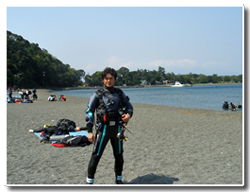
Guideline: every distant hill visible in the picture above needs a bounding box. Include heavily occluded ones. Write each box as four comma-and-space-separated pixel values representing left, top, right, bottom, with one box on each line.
7, 30, 85, 88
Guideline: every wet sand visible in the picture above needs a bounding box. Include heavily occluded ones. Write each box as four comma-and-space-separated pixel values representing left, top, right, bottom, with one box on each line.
6, 89, 243, 185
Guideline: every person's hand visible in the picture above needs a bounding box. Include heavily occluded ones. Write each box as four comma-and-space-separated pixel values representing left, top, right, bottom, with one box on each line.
88, 132, 95, 143
122, 114, 131, 123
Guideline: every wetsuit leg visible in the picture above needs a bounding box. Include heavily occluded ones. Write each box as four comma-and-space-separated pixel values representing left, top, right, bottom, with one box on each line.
110, 125, 124, 176
87, 126, 109, 178
33, 127, 45, 132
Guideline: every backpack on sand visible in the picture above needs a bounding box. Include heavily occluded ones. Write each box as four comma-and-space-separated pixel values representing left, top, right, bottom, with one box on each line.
56, 118, 76, 132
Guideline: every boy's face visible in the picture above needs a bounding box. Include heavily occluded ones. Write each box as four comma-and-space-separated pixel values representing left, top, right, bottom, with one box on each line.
102, 73, 115, 87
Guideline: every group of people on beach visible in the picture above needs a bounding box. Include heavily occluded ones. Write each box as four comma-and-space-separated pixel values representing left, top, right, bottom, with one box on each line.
19, 88, 37, 100
48, 95, 66, 101
7, 87, 37, 103
222, 101, 242, 111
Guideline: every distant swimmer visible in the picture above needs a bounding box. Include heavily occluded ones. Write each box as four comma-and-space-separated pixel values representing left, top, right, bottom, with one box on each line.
222, 101, 229, 109
230, 102, 237, 111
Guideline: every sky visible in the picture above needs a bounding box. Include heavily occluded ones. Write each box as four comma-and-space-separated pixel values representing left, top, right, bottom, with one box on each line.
5, 4, 244, 77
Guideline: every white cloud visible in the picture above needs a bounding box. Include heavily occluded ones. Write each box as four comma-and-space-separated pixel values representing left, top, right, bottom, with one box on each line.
148, 59, 197, 68
105, 56, 121, 65
105, 56, 134, 70
202, 61, 226, 68
84, 63, 103, 75
84, 56, 135, 75
85, 63, 96, 72
102, 58, 199, 73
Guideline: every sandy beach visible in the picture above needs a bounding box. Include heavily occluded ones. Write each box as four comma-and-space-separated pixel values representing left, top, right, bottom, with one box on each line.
6, 89, 243, 185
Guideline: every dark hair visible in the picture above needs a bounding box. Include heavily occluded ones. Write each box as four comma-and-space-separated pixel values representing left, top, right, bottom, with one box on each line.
101, 67, 117, 80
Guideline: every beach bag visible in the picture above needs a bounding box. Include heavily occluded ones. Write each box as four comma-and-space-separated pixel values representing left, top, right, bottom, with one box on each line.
52, 135, 91, 147
56, 118, 76, 132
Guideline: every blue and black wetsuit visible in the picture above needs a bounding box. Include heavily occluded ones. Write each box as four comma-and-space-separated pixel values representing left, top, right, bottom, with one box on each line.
86, 86, 133, 180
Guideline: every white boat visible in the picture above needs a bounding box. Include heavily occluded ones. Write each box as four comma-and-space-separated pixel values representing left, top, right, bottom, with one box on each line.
171, 81, 186, 87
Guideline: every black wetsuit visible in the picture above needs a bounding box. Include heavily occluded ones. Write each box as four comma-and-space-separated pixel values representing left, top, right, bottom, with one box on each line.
86, 86, 133, 179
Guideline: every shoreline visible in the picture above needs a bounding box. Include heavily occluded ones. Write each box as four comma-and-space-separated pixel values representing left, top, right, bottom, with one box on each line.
44, 83, 242, 91
7, 89, 243, 185
34, 87, 243, 113
10, 88, 244, 113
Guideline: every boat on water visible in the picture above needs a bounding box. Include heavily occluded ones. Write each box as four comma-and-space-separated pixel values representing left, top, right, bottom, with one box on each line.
171, 81, 186, 87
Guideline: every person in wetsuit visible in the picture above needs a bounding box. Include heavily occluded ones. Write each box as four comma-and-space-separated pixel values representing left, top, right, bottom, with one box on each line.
85, 67, 133, 184
230, 102, 236, 111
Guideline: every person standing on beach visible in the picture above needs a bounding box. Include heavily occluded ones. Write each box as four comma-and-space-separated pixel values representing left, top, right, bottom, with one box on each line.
85, 67, 133, 184
19, 89, 24, 100
32, 88, 37, 101
8, 87, 12, 101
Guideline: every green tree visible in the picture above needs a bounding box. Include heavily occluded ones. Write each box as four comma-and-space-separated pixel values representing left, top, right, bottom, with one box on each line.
84, 74, 92, 86
183, 74, 192, 84
91, 71, 102, 86
198, 74, 208, 83
7, 30, 85, 88
211, 74, 218, 83
117, 67, 129, 85
117, 67, 129, 78
237, 75, 242, 83
158, 66, 166, 78
224, 76, 231, 82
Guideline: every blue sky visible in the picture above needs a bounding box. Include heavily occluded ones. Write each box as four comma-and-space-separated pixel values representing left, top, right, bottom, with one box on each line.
7, 6, 243, 76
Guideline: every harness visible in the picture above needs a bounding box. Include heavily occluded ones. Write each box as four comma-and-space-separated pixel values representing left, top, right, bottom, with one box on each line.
95, 87, 126, 125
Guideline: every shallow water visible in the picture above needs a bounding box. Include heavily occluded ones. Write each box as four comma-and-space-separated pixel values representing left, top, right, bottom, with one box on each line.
52, 84, 243, 111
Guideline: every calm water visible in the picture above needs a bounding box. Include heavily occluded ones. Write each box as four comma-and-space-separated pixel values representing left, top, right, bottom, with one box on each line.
52, 84, 243, 111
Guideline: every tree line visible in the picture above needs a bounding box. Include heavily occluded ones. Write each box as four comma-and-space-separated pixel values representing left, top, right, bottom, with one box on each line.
7, 30, 242, 89
7, 31, 85, 88
84, 66, 242, 87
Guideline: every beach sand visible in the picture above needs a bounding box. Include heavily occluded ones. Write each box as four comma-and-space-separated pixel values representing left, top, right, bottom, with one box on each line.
6, 89, 243, 185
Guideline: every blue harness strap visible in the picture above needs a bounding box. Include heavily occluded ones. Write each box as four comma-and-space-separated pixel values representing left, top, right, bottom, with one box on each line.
118, 125, 121, 154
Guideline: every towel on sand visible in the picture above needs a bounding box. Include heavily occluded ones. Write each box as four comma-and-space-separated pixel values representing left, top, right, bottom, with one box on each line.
34, 131, 88, 143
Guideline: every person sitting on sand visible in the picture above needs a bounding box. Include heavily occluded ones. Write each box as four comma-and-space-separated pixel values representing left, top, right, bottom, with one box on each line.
59, 95, 66, 101
48, 95, 56, 101
61, 95, 66, 101
85, 67, 133, 185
